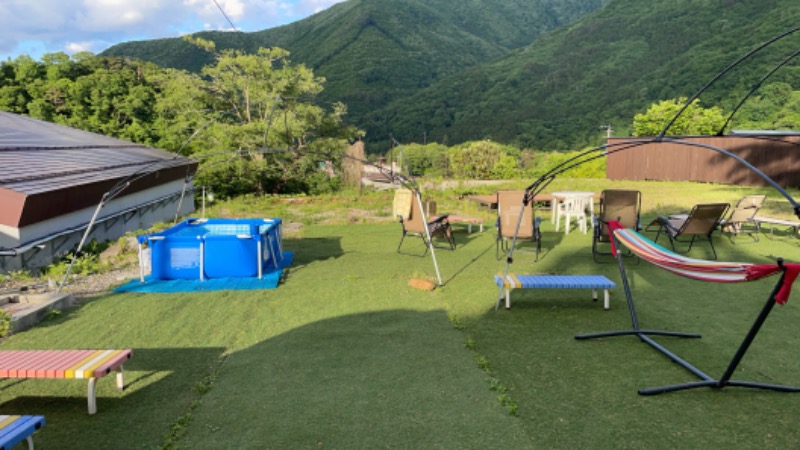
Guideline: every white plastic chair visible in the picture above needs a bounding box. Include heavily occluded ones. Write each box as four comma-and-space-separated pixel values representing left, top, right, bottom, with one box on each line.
558, 196, 589, 234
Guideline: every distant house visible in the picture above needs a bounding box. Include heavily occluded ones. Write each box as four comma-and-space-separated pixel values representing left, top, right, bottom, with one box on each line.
0, 111, 198, 273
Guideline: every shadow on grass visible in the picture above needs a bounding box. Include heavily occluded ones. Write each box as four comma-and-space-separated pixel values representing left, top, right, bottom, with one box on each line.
477, 234, 800, 446
0, 347, 226, 448
175, 309, 527, 448
283, 236, 344, 267
444, 240, 495, 286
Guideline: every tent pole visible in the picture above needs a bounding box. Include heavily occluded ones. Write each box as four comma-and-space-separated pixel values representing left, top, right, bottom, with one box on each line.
414, 190, 443, 286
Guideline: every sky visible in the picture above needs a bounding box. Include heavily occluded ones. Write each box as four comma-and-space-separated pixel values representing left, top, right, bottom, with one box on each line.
0, 0, 346, 61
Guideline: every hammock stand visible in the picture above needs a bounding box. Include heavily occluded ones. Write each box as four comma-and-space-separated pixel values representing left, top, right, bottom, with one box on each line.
576, 220, 800, 395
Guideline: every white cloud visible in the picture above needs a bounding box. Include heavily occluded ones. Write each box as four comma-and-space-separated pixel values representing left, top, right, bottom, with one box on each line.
65, 41, 96, 54
0, 0, 346, 59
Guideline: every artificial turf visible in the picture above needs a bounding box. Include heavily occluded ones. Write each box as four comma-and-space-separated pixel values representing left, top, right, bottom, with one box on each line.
3, 214, 800, 448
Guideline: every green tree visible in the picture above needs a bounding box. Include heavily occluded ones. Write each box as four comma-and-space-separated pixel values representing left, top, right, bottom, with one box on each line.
388, 142, 448, 176
447, 140, 508, 180
183, 39, 362, 196
632, 98, 726, 136
0, 48, 360, 197
733, 82, 800, 131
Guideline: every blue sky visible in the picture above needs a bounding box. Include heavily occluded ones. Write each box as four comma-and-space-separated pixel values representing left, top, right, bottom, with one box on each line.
0, 0, 346, 61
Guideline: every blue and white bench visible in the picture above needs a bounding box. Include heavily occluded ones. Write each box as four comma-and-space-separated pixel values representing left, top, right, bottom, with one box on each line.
0, 415, 45, 450
494, 274, 615, 310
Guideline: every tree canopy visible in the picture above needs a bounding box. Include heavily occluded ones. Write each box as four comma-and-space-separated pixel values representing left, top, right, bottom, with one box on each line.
632, 98, 726, 136
0, 48, 362, 197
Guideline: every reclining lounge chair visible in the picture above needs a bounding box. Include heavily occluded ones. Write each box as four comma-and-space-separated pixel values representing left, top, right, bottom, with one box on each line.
495, 190, 541, 260
593, 189, 642, 262
647, 203, 729, 259
719, 194, 766, 241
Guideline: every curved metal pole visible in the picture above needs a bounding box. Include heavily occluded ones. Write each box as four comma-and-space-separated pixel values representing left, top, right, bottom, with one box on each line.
660, 138, 800, 214
658, 26, 800, 140
173, 175, 192, 224
56, 193, 110, 294
717, 48, 800, 135
498, 135, 800, 303
413, 190, 443, 286
55, 157, 179, 294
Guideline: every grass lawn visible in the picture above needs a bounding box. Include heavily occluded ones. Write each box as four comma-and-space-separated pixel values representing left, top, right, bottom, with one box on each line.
3, 180, 800, 448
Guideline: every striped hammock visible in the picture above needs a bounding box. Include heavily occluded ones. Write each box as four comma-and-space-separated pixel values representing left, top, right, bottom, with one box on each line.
606, 220, 800, 304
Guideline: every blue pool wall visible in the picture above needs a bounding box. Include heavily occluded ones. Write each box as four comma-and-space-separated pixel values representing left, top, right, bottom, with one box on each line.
138, 218, 283, 280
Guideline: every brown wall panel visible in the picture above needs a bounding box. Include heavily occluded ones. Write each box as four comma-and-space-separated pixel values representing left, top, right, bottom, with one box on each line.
11, 164, 196, 227
0, 189, 26, 227
606, 136, 800, 188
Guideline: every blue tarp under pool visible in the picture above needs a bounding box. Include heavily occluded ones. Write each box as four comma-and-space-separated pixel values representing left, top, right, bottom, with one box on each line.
114, 252, 293, 293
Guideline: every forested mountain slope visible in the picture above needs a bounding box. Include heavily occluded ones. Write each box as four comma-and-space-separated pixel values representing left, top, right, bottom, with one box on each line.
101, 0, 607, 143
375, 0, 800, 150
102, 0, 800, 152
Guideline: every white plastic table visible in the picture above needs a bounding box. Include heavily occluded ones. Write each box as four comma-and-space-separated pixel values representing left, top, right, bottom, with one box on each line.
552, 191, 595, 234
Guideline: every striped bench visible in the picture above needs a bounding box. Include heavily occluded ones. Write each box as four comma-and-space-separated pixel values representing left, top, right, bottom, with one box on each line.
0, 415, 44, 450
447, 216, 484, 233
752, 216, 800, 237
494, 274, 615, 310
0, 349, 133, 415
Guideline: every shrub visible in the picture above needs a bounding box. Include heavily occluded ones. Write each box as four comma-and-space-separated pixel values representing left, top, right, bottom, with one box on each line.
0, 310, 11, 338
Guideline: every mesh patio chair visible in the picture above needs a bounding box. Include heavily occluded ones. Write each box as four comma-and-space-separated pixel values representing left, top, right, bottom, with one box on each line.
496, 190, 542, 260
647, 202, 730, 259
592, 189, 642, 262
718, 194, 766, 241
397, 189, 455, 254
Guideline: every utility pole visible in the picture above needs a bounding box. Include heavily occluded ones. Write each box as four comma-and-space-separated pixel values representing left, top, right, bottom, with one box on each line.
599, 124, 612, 139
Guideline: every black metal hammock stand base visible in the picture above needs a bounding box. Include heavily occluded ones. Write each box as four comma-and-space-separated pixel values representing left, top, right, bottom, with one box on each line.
575, 232, 800, 396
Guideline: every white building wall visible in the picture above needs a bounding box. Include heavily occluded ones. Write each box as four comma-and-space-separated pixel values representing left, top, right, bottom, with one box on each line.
0, 179, 195, 273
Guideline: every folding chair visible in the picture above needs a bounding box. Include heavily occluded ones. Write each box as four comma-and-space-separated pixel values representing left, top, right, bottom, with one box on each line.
647, 203, 729, 259
397, 189, 455, 254
719, 194, 766, 241
496, 191, 541, 260
592, 189, 641, 262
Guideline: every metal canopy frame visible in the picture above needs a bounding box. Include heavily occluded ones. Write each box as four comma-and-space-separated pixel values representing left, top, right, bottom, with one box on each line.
497, 27, 800, 395
499, 26, 800, 302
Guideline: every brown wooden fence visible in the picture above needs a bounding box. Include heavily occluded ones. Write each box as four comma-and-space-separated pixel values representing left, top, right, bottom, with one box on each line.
606, 134, 800, 188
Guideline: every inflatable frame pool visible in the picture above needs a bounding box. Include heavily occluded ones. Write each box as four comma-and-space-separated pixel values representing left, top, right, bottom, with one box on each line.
137, 218, 283, 281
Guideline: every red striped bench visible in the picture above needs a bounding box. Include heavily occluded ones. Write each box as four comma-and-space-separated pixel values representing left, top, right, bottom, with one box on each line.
0, 349, 133, 415
0, 415, 44, 450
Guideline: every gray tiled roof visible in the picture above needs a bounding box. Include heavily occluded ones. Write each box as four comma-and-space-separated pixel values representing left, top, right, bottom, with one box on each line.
0, 111, 194, 195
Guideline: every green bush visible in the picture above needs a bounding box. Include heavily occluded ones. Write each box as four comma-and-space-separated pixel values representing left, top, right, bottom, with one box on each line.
0, 310, 11, 338
524, 149, 606, 179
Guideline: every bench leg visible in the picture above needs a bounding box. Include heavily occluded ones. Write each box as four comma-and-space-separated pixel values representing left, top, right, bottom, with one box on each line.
604, 289, 610, 310
88, 377, 97, 415
116, 365, 125, 391
592, 288, 598, 302
505, 288, 511, 310
26, 435, 34, 450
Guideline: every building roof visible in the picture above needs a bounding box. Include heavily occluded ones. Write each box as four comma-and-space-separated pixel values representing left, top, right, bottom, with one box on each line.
0, 111, 197, 228
730, 130, 800, 136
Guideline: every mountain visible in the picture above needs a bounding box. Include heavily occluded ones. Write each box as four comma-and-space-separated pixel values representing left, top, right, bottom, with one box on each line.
374, 0, 800, 150
100, 0, 608, 146
101, 0, 800, 152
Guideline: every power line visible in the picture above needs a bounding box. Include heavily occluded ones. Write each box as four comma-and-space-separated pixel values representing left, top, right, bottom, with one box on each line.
212, 0, 240, 32
211, 0, 249, 49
